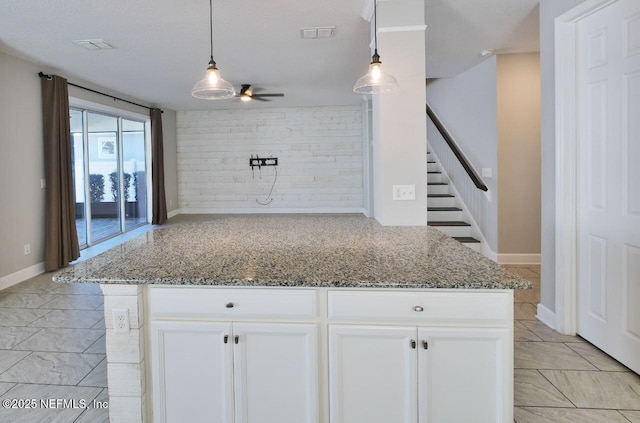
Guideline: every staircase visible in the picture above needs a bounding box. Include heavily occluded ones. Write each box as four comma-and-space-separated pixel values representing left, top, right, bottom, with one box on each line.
426, 150, 481, 252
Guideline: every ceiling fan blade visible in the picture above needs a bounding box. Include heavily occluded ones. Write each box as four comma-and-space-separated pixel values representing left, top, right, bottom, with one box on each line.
253, 93, 284, 97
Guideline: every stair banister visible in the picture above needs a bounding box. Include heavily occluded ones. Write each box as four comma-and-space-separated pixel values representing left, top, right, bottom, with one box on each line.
426, 104, 489, 192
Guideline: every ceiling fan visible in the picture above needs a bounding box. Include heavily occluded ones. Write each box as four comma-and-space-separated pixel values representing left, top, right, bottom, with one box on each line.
236, 84, 284, 102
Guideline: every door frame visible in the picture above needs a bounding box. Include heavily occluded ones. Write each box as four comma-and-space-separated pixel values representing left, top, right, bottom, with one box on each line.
554, 0, 619, 335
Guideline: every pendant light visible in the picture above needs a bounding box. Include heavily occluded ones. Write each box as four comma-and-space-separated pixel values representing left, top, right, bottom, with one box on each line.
191, 0, 235, 100
353, 0, 399, 94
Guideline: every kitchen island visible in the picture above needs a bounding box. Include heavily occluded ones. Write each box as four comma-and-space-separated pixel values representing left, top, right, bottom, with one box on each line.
54, 215, 531, 423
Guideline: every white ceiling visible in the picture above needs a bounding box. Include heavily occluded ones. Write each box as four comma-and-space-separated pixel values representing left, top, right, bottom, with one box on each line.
0, 0, 539, 111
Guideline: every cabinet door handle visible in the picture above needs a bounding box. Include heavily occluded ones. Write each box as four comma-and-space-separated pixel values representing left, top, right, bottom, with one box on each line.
422, 340, 428, 350
224, 335, 229, 344
234, 335, 239, 344
413, 305, 424, 312
226, 302, 235, 308
411, 339, 417, 349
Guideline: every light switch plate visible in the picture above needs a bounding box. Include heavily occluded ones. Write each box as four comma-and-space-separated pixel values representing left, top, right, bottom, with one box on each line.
393, 185, 416, 201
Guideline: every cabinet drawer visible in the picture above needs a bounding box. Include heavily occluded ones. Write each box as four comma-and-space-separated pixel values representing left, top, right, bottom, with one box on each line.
327, 290, 511, 325
149, 287, 317, 320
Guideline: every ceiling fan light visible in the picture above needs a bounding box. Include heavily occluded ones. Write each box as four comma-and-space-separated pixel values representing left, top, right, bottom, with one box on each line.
353, 59, 399, 94
240, 94, 252, 102
192, 61, 235, 100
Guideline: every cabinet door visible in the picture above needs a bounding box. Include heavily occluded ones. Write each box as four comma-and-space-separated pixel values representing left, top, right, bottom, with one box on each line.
232, 323, 318, 423
418, 327, 511, 423
329, 325, 418, 423
150, 321, 234, 423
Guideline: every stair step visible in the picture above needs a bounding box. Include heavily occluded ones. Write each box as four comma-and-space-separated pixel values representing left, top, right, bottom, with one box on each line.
427, 221, 471, 227
428, 207, 462, 211
428, 194, 454, 198
453, 237, 480, 243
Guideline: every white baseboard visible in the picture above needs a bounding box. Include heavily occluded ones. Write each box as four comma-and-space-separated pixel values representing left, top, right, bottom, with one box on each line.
179, 207, 368, 215
497, 254, 541, 265
167, 209, 181, 219
536, 303, 556, 330
0, 262, 46, 291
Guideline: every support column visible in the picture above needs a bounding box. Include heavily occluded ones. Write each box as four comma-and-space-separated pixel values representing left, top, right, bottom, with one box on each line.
372, 0, 427, 225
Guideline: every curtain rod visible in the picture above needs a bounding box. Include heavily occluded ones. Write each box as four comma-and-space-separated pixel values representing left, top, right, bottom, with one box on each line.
38, 72, 163, 113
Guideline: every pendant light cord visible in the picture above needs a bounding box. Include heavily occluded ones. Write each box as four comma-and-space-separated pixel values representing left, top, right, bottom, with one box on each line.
373, 0, 377, 52
209, 0, 214, 60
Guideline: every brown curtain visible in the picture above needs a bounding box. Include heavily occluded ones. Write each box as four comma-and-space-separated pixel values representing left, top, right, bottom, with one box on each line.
151, 108, 167, 224
41, 75, 80, 271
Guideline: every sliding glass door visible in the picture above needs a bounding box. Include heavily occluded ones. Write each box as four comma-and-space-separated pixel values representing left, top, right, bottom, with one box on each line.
70, 107, 149, 247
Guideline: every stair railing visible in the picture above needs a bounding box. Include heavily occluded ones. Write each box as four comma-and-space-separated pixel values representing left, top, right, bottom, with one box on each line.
426, 103, 488, 192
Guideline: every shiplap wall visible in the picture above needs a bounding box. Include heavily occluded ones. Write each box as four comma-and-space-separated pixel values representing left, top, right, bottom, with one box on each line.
176, 106, 364, 213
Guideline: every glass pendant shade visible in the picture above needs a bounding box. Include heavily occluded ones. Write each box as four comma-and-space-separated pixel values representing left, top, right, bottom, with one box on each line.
192, 59, 235, 100
353, 59, 399, 94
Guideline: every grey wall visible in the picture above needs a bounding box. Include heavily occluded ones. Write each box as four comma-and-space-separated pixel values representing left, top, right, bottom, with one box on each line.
0, 51, 177, 280
426, 57, 499, 251
497, 53, 541, 254
539, 0, 587, 312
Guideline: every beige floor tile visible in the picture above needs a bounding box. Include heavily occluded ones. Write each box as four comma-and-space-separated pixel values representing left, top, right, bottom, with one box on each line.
40, 294, 104, 310
566, 342, 630, 372
0, 308, 51, 327
84, 334, 106, 355
78, 358, 107, 388
14, 328, 104, 353
503, 266, 540, 278
515, 322, 543, 342
0, 382, 15, 396
0, 350, 30, 373
514, 407, 629, 423
28, 309, 104, 329
520, 321, 586, 343
0, 383, 101, 423
74, 388, 109, 423
50, 283, 103, 295
514, 288, 540, 303
0, 327, 41, 349
514, 369, 573, 407
620, 410, 640, 422
0, 352, 104, 385
515, 342, 598, 370
91, 318, 105, 330
0, 293, 59, 309
540, 370, 640, 410
514, 303, 537, 320
3, 273, 59, 294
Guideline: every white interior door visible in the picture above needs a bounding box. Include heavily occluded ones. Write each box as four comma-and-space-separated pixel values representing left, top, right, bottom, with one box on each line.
577, 0, 640, 373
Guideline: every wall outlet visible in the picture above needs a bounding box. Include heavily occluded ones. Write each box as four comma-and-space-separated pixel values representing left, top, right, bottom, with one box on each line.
392, 184, 416, 201
112, 309, 130, 334
23, 244, 31, 255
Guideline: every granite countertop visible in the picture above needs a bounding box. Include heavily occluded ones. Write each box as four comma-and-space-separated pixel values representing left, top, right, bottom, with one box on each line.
53, 215, 532, 290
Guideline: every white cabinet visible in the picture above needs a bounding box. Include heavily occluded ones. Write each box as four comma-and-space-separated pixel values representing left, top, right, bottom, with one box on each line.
149, 287, 319, 423
150, 321, 234, 423
327, 290, 512, 423
329, 325, 509, 423
418, 327, 510, 423
151, 321, 318, 423
329, 325, 417, 423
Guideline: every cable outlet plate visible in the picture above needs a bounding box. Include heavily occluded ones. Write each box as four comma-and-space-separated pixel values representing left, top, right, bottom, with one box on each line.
112, 309, 130, 334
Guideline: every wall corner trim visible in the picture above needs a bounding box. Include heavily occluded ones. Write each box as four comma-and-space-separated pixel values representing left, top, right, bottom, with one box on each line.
0, 262, 46, 291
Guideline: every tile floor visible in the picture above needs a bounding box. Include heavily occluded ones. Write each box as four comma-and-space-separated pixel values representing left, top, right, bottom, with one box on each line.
0, 235, 638, 422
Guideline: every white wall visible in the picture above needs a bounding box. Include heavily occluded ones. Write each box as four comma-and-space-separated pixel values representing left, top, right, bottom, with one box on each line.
426, 57, 499, 251
539, 0, 587, 313
176, 107, 364, 213
0, 51, 177, 282
497, 53, 541, 255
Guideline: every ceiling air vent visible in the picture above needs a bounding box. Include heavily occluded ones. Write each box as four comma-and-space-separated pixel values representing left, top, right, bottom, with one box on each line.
73, 39, 114, 50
